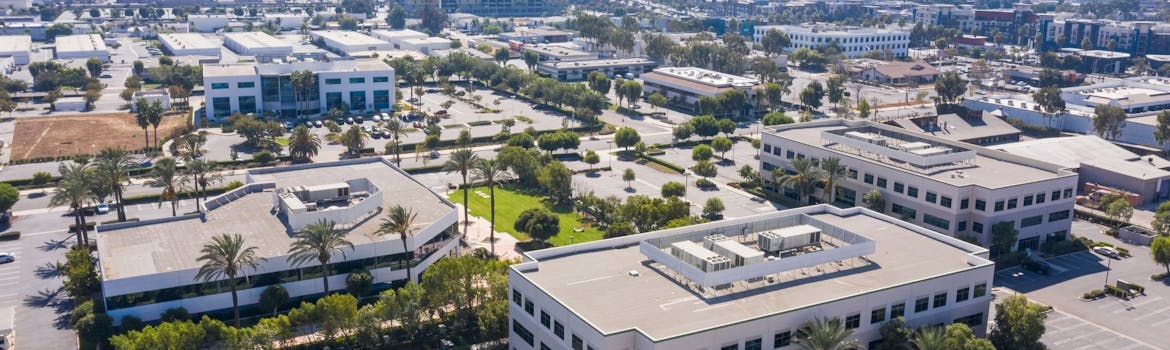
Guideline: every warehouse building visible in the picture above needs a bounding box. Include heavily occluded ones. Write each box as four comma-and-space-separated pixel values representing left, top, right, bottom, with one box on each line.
370, 29, 428, 48
187, 15, 229, 33
224, 32, 293, 56
55, 34, 108, 62
158, 33, 221, 58
994, 135, 1170, 205
509, 205, 994, 350
537, 57, 657, 81
309, 30, 393, 56
203, 59, 395, 120
97, 158, 460, 323
399, 37, 453, 54
0, 34, 31, 64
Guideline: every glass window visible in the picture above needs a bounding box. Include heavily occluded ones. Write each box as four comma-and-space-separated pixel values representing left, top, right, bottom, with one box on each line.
746, 338, 762, 350
554, 321, 564, 338
513, 320, 534, 346
955, 312, 984, 327
871, 307, 886, 324
958, 221, 967, 232
210, 82, 229, 89
572, 335, 583, 350
373, 90, 390, 109
973, 222, 984, 233
774, 331, 792, 348
924, 214, 950, 230
876, 177, 887, 188
212, 97, 231, 118
975, 199, 986, 211
764, 144, 772, 153
349, 77, 366, 84
1036, 193, 1046, 204
926, 192, 937, 203
891, 203, 917, 220
524, 299, 534, 315
864, 174, 874, 184
940, 196, 952, 208
974, 283, 987, 298
956, 287, 970, 303
994, 201, 1005, 212
349, 91, 366, 111
1049, 210, 1070, 222
960, 198, 969, 209
237, 81, 255, 88
238, 96, 256, 115
1024, 195, 1034, 206
894, 182, 904, 193
261, 76, 280, 100
786, 150, 794, 159
845, 314, 860, 329
890, 303, 905, 318
1063, 189, 1073, 198
933, 292, 948, 308
1021, 215, 1043, 228
907, 187, 919, 198
325, 78, 342, 85
1007, 198, 1018, 209
540, 311, 551, 328
373, 76, 390, 83
846, 169, 857, 179
1051, 190, 1061, 200
325, 92, 343, 111
721, 345, 739, 350
915, 297, 929, 312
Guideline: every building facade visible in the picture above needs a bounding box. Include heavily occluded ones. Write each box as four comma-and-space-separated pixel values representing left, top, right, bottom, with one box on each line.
753, 23, 911, 59
203, 59, 395, 120
640, 66, 760, 116
0, 34, 30, 65
537, 57, 657, 81
55, 34, 108, 62
158, 33, 221, 58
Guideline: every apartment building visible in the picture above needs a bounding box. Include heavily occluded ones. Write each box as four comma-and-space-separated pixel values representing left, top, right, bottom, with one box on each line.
761, 120, 1078, 251
97, 158, 460, 323
509, 205, 994, 350
203, 59, 395, 120
1037, 13, 1165, 55
753, 23, 911, 59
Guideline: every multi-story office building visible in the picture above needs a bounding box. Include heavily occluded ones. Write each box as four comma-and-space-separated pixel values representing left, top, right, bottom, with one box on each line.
761, 120, 1077, 251
640, 66, 760, 115
537, 57, 657, 81
97, 158, 460, 323
509, 205, 995, 350
753, 23, 911, 59
203, 59, 395, 120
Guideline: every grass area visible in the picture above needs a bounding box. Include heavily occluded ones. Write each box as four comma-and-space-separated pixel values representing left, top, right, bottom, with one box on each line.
449, 186, 603, 247
143, 83, 162, 89
274, 137, 290, 146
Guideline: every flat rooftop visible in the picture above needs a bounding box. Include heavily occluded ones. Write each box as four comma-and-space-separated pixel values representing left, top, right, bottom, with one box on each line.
203, 64, 258, 77
158, 33, 220, 50
516, 207, 990, 341
994, 135, 1170, 170
311, 30, 389, 46
96, 159, 453, 281
224, 32, 291, 50
770, 120, 1072, 188
539, 57, 655, 69
371, 29, 427, 40
525, 44, 594, 58
0, 35, 31, 53
762, 23, 910, 36
649, 66, 759, 88
55, 34, 107, 53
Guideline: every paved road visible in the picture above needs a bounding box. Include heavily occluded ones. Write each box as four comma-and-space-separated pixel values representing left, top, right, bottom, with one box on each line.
0, 228, 78, 350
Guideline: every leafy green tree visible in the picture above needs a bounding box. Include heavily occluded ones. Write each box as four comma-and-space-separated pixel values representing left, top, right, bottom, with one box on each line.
494, 48, 510, 65
377, 281, 426, 340
673, 122, 695, 142
873, 317, 912, 350
0, 183, 18, 214
934, 72, 968, 105
711, 137, 733, 160
692, 160, 717, 177
1150, 235, 1170, 274
943, 323, 995, 350
473, 159, 511, 255
691, 115, 720, 139
623, 168, 636, 189
703, 197, 725, 218
622, 80, 643, 107
345, 268, 373, 297
990, 295, 1047, 350
763, 111, 794, 125
697, 95, 720, 115
498, 146, 540, 187
648, 92, 667, 109
288, 125, 321, 163
110, 319, 206, 349
522, 50, 539, 71
194, 233, 263, 327
339, 125, 368, 155
761, 29, 791, 56
826, 75, 846, 110
990, 221, 1018, 257
538, 161, 573, 205
718, 89, 747, 117
661, 181, 686, 198
85, 57, 103, 78
692, 144, 714, 161
795, 317, 858, 350
1093, 104, 1127, 140
64, 246, 100, 300
614, 127, 641, 151
800, 81, 824, 110
376, 205, 419, 280
516, 208, 559, 243
717, 118, 736, 136
606, 221, 637, 238
259, 285, 290, 315
582, 150, 600, 171
93, 147, 134, 221
71, 300, 113, 346
287, 220, 354, 294
862, 189, 885, 212
1106, 199, 1134, 224
386, 4, 406, 28
774, 157, 826, 205
1033, 86, 1067, 127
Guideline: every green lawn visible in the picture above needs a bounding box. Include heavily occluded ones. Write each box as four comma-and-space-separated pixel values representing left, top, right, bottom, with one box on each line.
274, 137, 290, 146
449, 186, 603, 247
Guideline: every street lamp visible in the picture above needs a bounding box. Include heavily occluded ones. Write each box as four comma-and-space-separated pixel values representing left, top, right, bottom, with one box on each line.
684, 171, 690, 204
606, 140, 613, 171
1103, 256, 1114, 289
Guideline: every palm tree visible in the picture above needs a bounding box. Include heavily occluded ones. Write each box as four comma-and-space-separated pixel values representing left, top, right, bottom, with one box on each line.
443, 148, 480, 242
50, 163, 92, 246
795, 317, 858, 350
287, 220, 354, 294
821, 157, 846, 206
911, 327, 947, 350
472, 159, 511, 256
774, 157, 827, 206
376, 205, 419, 280
289, 70, 315, 119
194, 233, 263, 327
185, 159, 222, 211
134, 106, 150, 150
288, 125, 321, 162
384, 119, 404, 166
179, 132, 207, 161
145, 157, 186, 216
339, 125, 367, 156
92, 147, 135, 222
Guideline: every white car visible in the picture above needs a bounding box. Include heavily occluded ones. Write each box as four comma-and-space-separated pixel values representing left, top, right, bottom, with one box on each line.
1093, 246, 1120, 259
96, 203, 110, 214
0, 252, 14, 264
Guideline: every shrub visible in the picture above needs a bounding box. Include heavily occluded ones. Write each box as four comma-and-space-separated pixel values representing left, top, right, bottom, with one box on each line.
1105, 284, 1130, 298
1152, 272, 1170, 281
695, 178, 716, 188
1082, 289, 1105, 300
345, 269, 373, 297
224, 180, 245, 190
32, 171, 54, 187
252, 150, 276, 165
159, 307, 190, 322
467, 120, 492, 126
119, 315, 146, 332
0, 231, 19, 241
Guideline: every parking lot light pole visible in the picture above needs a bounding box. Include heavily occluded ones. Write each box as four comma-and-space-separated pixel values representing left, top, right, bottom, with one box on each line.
1104, 256, 1113, 289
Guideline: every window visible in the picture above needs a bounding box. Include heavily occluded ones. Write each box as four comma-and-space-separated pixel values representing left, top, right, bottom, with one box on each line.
891, 203, 917, 219
572, 335, 583, 350
973, 283, 987, 298
915, 297, 929, 312
926, 192, 937, 203
786, 150, 795, 159
238, 96, 256, 115
210, 82, 229, 89
512, 290, 521, 305
513, 320, 534, 346
325, 92, 343, 111
1051, 190, 1061, 200
721, 344, 739, 350
373, 76, 389, 83
540, 311, 551, 328
524, 300, 534, 315
960, 198, 969, 209
894, 182, 905, 193
845, 314, 860, 329
349, 91, 366, 111
763, 144, 772, 153
955, 312, 984, 327
871, 307, 886, 324
975, 199, 986, 211
933, 292, 948, 308
373, 90, 390, 109
1063, 189, 1073, 198
940, 196, 952, 208
349, 77, 366, 84
553, 321, 564, 338
1007, 198, 1018, 209
876, 177, 887, 188
973, 222, 984, 233
924, 214, 950, 230
325, 78, 342, 85
1036, 193, 1046, 204
891, 303, 906, 318
846, 169, 857, 179
1021, 215, 1043, 228
907, 186, 919, 198
1049, 210, 1070, 222
746, 338, 762, 350
864, 174, 874, 184
211, 97, 231, 118
1024, 195, 1034, 206
774, 331, 792, 348
994, 201, 1005, 212
956, 287, 970, 303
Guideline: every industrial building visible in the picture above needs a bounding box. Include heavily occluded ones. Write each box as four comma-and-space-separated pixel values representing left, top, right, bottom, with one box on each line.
0, 34, 30, 64
499, 27, 575, 44
402, 0, 567, 18
309, 30, 393, 56
187, 15, 229, 33
537, 57, 657, 81
203, 59, 395, 120
761, 119, 1077, 251
753, 23, 911, 59
399, 37, 453, 54
370, 29, 429, 48
509, 205, 994, 350
158, 33, 221, 58
641, 67, 760, 116
523, 44, 596, 62
223, 32, 293, 56
995, 135, 1170, 204
54, 34, 108, 62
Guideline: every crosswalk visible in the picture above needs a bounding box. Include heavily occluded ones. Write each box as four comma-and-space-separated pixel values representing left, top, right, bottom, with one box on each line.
0, 240, 22, 308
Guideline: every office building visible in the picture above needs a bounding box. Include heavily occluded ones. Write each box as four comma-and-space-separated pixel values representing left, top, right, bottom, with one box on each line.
761, 119, 1077, 250
537, 57, 657, 81
158, 33, 221, 58
509, 205, 994, 350
753, 23, 911, 59
886, 113, 1021, 146
97, 158, 460, 323
641, 67, 760, 115
203, 59, 395, 120
523, 44, 596, 62
224, 32, 293, 56
55, 34, 108, 62
499, 27, 575, 44
0, 34, 30, 64
309, 30, 394, 56
399, 37, 453, 54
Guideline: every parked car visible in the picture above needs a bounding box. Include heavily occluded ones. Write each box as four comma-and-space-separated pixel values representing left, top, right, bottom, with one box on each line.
1094, 246, 1120, 259
346, 117, 355, 124
96, 203, 110, 214
99, 73, 112, 78
313, 120, 324, 128
372, 114, 382, 122
0, 252, 14, 264
283, 121, 294, 130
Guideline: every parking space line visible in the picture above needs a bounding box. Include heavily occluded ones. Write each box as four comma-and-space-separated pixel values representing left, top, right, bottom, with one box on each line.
1133, 306, 1170, 320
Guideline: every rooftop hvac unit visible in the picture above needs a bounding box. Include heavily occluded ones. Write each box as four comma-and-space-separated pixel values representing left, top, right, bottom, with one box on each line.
702, 234, 730, 249
758, 225, 822, 253
845, 131, 886, 146
896, 141, 932, 152
909, 147, 951, 156
671, 241, 727, 271
712, 239, 765, 267
701, 255, 732, 272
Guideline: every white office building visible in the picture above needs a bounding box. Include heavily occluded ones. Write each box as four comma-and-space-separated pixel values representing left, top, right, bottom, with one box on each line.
98, 158, 460, 323
309, 30, 393, 56
0, 34, 31, 64
158, 33, 221, 58
55, 34, 108, 62
509, 205, 995, 350
753, 23, 911, 58
187, 15, 229, 33
761, 120, 1077, 251
203, 59, 395, 120
537, 57, 657, 81
224, 32, 293, 56
640, 66, 760, 115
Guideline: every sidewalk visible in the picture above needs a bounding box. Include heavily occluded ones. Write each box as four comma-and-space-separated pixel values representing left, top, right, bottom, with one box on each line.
453, 202, 522, 261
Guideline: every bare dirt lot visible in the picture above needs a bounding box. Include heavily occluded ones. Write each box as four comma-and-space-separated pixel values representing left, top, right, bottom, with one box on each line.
11, 112, 187, 161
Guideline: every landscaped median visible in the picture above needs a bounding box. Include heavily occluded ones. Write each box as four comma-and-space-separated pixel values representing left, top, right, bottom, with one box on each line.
448, 186, 602, 247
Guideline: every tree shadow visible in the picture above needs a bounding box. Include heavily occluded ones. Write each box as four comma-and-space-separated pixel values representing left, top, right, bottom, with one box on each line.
37, 236, 73, 252
22, 287, 75, 330
34, 261, 65, 279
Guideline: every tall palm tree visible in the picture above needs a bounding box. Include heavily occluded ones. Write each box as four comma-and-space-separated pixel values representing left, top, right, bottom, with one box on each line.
443, 148, 480, 242
795, 317, 858, 350
134, 106, 150, 150
911, 327, 947, 350
775, 157, 827, 206
288, 125, 321, 162
50, 163, 92, 246
146, 157, 186, 216
179, 132, 207, 161
821, 157, 846, 205
472, 159, 511, 256
376, 205, 418, 281
194, 233, 263, 327
92, 147, 134, 221
339, 125, 368, 156
185, 159, 222, 212
289, 70, 315, 119
384, 119, 404, 166
287, 220, 354, 294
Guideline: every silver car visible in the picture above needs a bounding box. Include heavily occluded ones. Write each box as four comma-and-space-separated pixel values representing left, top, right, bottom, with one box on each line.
0, 252, 14, 264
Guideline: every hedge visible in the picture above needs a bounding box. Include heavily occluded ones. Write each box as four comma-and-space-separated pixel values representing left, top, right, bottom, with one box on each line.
638, 154, 685, 174
1082, 289, 1105, 300
467, 120, 493, 127
0, 231, 18, 241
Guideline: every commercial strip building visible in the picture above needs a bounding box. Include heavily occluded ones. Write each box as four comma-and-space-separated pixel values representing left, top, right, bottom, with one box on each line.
158, 33, 221, 58
994, 135, 1170, 204
0, 34, 30, 65
761, 120, 1077, 251
97, 158, 460, 322
509, 206, 994, 350
752, 23, 911, 59
309, 30, 393, 56
203, 59, 395, 120
224, 32, 293, 56
641, 66, 760, 115
537, 57, 657, 81
54, 34, 108, 62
